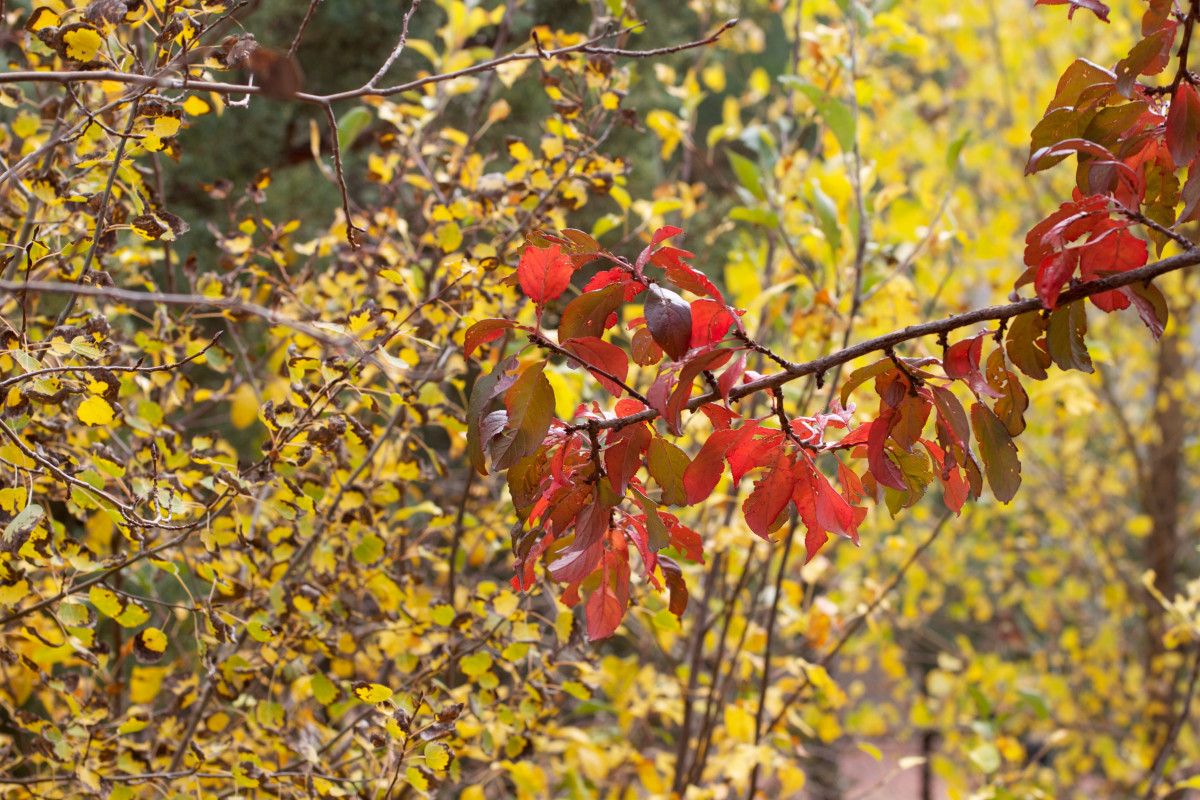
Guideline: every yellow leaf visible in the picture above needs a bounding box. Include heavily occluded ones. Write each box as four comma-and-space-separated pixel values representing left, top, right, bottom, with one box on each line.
129, 667, 167, 704
77, 396, 115, 426
133, 627, 167, 662
424, 742, 450, 772
352, 682, 393, 704
182, 95, 211, 116
63, 27, 103, 62
230, 383, 258, 429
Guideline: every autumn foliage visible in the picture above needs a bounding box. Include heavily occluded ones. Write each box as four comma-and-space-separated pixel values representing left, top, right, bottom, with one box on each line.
3, 0, 1200, 798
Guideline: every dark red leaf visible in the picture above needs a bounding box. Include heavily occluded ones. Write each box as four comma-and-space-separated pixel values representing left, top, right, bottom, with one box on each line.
559, 284, 624, 341
605, 424, 651, 495
1167, 83, 1200, 168
867, 411, 907, 490
659, 555, 688, 616
464, 319, 515, 357
645, 284, 693, 360
1121, 280, 1169, 339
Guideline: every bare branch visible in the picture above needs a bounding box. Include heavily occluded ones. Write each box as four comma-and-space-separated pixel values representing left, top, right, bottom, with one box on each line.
0, 19, 738, 106
0, 336, 221, 392
366, 0, 424, 89
0, 280, 356, 346
321, 102, 363, 248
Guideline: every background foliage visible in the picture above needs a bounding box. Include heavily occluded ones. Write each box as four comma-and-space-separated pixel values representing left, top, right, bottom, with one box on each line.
1, 0, 1199, 798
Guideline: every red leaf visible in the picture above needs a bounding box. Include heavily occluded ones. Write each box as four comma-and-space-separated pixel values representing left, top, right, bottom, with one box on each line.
548, 498, 610, 583
645, 284, 693, 360
585, 563, 625, 641
631, 326, 664, 366
1034, 251, 1077, 309
464, 319, 515, 357
791, 474, 827, 561
605, 424, 651, 495
664, 514, 704, 561
637, 227, 686, 271
661, 347, 733, 434
717, 353, 747, 399
743, 453, 795, 538
659, 555, 689, 616
653, 225, 684, 246
867, 411, 906, 490
727, 425, 783, 484
583, 267, 646, 300
810, 465, 863, 544
562, 336, 631, 396
689, 299, 735, 348
518, 244, 575, 305
683, 427, 740, 504
1167, 83, 1200, 167
1078, 228, 1148, 311
944, 333, 1002, 399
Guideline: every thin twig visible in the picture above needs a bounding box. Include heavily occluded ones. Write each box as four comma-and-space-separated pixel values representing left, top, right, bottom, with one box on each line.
288, 0, 324, 57
54, 97, 143, 327
321, 102, 362, 248
0, 336, 220, 392
0, 280, 358, 346
366, 0, 424, 89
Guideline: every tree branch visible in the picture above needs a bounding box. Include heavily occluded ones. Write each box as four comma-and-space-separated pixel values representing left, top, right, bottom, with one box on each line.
588, 246, 1200, 433
0, 20, 738, 106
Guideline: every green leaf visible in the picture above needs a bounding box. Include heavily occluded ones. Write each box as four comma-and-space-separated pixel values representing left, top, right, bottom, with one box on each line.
969, 742, 1001, 774
946, 130, 971, 171
646, 436, 690, 506
1046, 302, 1094, 373
971, 403, 1021, 504
782, 78, 857, 153
3, 502, 43, 545
726, 149, 765, 200
336, 106, 373, 152
810, 182, 842, 258
490, 363, 555, 471
353, 533, 385, 564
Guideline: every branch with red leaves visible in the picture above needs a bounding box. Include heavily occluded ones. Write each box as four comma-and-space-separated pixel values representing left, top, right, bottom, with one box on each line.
465, 220, 1198, 640
461, 0, 1200, 643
